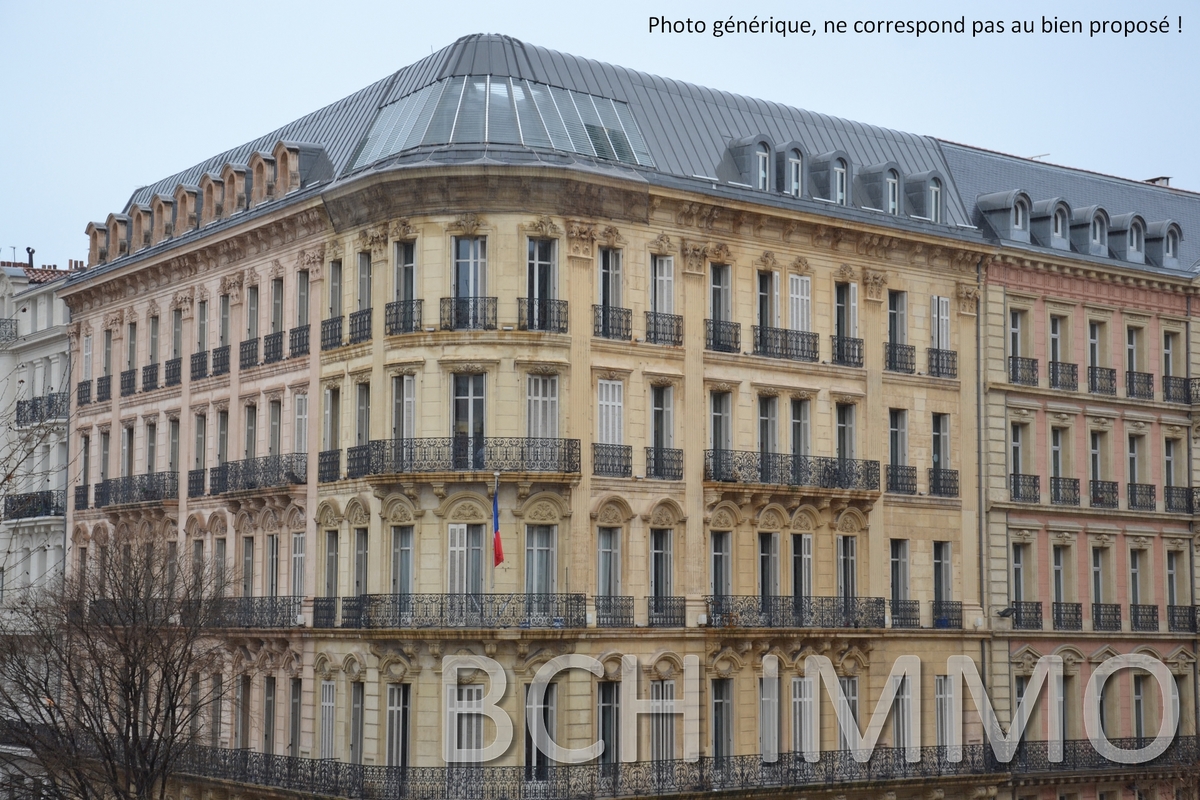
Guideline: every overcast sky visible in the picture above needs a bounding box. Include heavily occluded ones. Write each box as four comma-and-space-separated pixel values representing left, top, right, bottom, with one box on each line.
1, 0, 1195, 270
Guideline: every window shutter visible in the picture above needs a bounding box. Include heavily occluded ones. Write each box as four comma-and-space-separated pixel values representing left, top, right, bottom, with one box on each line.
655, 257, 674, 313
848, 283, 858, 337
527, 376, 559, 439
83, 336, 93, 380
772, 270, 781, 327
597, 380, 623, 445
661, 386, 674, 449
294, 394, 308, 454
291, 532, 305, 598
760, 676, 779, 756
402, 375, 415, 438
799, 533, 812, 596
793, 676, 815, 755
320, 681, 336, 760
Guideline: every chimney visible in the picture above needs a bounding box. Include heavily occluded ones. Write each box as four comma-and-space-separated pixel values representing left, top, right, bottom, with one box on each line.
1145, 176, 1171, 187
26, 247, 34, 269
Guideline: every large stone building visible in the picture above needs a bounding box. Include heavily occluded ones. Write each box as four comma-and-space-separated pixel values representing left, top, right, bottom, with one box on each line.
61, 34, 1200, 800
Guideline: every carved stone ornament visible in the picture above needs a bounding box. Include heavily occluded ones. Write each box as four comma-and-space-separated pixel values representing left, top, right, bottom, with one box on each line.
526, 501, 558, 522
782, 221, 799, 243
862, 268, 887, 301
711, 508, 735, 529
648, 375, 679, 388
452, 362, 487, 374
67, 322, 80, 351
325, 238, 343, 262
170, 287, 195, 315
297, 245, 326, 270
1127, 420, 1147, 433
757, 251, 778, 270
1088, 416, 1112, 431
1050, 530, 1076, 544
450, 502, 485, 522
522, 215, 561, 238
598, 225, 625, 248
757, 387, 780, 398
650, 232, 673, 254
705, 242, 731, 263
102, 309, 125, 330
526, 363, 561, 376
145, 298, 160, 318
681, 239, 706, 274
650, 505, 676, 527
833, 263, 855, 281
447, 213, 484, 237
264, 388, 284, 403
1009, 408, 1032, 420
790, 389, 815, 401
759, 508, 785, 530
1131, 535, 1153, 549
390, 218, 418, 240
220, 273, 244, 304
708, 381, 735, 393
596, 504, 624, 525
213, 399, 229, 413
1089, 532, 1113, 546
1011, 528, 1035, 542
831, 393, 861, 405
956, 283, 980, 315
566, 220, 597, 256
837, 514, 860, 533
790, 256, 810, 274
357, 225, 389, 254
268, 259, 285, 279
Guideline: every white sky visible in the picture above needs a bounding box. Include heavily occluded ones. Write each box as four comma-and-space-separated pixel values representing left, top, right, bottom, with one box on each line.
1, 0, 1196, 270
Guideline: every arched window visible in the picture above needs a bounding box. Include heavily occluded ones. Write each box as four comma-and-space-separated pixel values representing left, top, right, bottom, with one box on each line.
886, 170, 899, 215
1013, 200, 1027, 231
1091, 215, 1106, 246
929, 179, 942, 223
1129, 222, 1144, 254
756, 144, 770, 191
1166, 229, 1179, 258
833, 159, 847, 205
1053, 208, 1067, 238
788, 150, 802, 197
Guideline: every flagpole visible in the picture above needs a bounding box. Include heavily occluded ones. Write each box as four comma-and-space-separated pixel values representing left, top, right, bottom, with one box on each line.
492, 471, 501, 593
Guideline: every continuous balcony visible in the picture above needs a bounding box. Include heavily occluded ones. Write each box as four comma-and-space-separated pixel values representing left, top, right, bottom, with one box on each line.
647, 596, 686, 627
645, 447, 684, 480
95, 472, 179, 508
705, 319, 740, 353
212, 344, 230, 376
385, 300, 422, 335
890, 599, 920, 628
190, 351, 208, 380
592, 443, 632, 477
1052, 601, 1083, 631
1008, 473, 1039, 503
705, 450, 879, 491
1131, 603, 1159, 632
1128, 483, 1156, 511
831, 335, 863, 367
209, 454, 307, 495
16, 392, 67, 426
1089, 479, 1118, 509
1048, 361, 1077, 391
240, 338, 260, 370
289, 324, 310, 357
440, 297, 496, 331
188, 468, 206, 498
263, 331, 284, 364
348, 308, 372, 344
345, 437, 581, 478
1126, 370, 1154, 399
1163, 375, 1190, 403
1166, 485, 1193, 513
1011, 601, 1042, 630
885, 465, 916, 494
141, 363, 159, 392
74, 484, 88, 511
705, 595, 886, 629
752, 325, 817, 361
1050, 477, 1080, 506
321, 316, 343, 350
593, 305, 630, 340
76, 379, 91, 406
927, 348, 957, 378
164, 357, 181, 387
1008, 356, 1038, 386
207, 596, 302, 628
120, 368, 137, 397
1092, 602, 1121, 631
518, 298, 568, 333
319, 593, 586, 629
3, 490, 65, 519
928, 468, 959, 497
884, 342, 915, 373
594, 596, 634, 627
931, 600, 963, 629
1168, 605, 1197, 632
1088, 366, 1116, 395
645, 311, 683, 346
318, 449, 341, 482
96, 374, 112, 401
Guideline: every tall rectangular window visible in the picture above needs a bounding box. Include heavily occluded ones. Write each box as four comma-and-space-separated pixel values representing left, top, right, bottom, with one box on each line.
792, 533, 812, 599
1053, 545, 1067, 603
269, 399, 282, 456
527, 375, 558, 439
217, 410, 229, 464
1130, 549, 1144, 605
888, 409, 907, 467
650, 680, 674, 761
149, 316, 159, 364
711, 678, 732, 758
650, 255, 674, 313
710, 530, 730, 596
1088, 321, 1102, 367
932, 413, 950, 470
219, 294, 230, 346
526, 238, 555, 308
1167, 550, 1179, 606
597, 380, 623, 445
598, 248, 621, 308
172, 309, 183, 358
1049, 315, 1064, 362
241, 536, 254, 597
289, 678, 302, 758
196, 301, 208, 351
651, 385, 673, 450
356, 383, 371, 445
391, 526, 413, 594
319, 680, 336, 760
1165, 439, 1179, 486
146, 422, 157, 472
710, 263, 731, 321
524, 682, 556, 778
760, 673, 781, 758
789, 275, 811, 332
271, 277, 284, 332
891, 675, 911, 749
395, 242, 415, 302
126, 322, 137, 369
354, 528, 368, 596
387, 684, 411, 768
597, 527, 620, 596
454, 237, 486, 299
931, 296, 952, 349
792, 676, 814, 754
1012, 543, 1026, 603
244, 405, 257, 460
934, 675, 953, 747
758, 532, 778, 598
837, 676, 859, 751
791, 398, 810, 456
324, 531, 339, 597
357, 253, 372, 312
711, 391, 731, 450
263, 676, 276, 754
890, 539, 909, 602
1163, 331, 1178, 377
597, 682, 620, 765
297, 270, 310, 326
887, 290, 907, 344
292, 531, 305, 598
837, 535, 857, 600
392, 375, 415, 439
1092, 547, 1106, 602
1090, 431, 1103, 480
933, 542, 952, 602
758, 396, 778, 455
835, 282, 858, 338
266, 534, 279, 598
757, 269, 780, 328
83, 334, 93, 380
651, 529, 673, 599
294, 394, 308, 454
328, 260, 343, 319
836, 403, 855, 460
350, 681, 364, 764
324, 387, 340, 450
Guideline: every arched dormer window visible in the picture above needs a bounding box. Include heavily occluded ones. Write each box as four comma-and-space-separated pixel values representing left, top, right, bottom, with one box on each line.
929, 179, 942, 223
1129, 221, 1144, 254
787, 150, 802, 197
1013, 199, 1028, 231
833, 159, 847, 205
1053, 207, 1067, 238
756, 144, 770, 191
1166, 229, 1179, 258
1091, 215, 1107, 246
886, 170, 900, 215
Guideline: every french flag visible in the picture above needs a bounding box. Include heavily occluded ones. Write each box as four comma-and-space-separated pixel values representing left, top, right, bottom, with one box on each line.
492, 474, 504, 567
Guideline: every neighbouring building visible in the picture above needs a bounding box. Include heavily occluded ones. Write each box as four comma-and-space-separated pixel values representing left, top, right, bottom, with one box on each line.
59, 34, 1200, 800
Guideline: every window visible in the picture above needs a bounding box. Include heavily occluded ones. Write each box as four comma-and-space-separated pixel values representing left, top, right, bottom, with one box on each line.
650, 254, 674, 313
759, 396, 778, 455
756, 143, 770, 191
833, 159, 847, 205
597, 682, 620, 765
1012, 543, 1026, 603
244, 405, 257, 459
597, 527, 620, 596
886, 170, 899, 214
349, 681, 364, 764
710, 263, 731, 321
934, 675, 953, 747
1088, 321, 1103, 367
932, 413, 950, 470
787, 150, 803, 197
357, 253, 372, 312
791, 398, 810, 456
318, 680, 336, 759
527, 375, 558, 438
598, 248, 621, 308
1128, 434, 1141, 483
246, 284, 259, 339
789, 274, 811, 332
391, 525, 413, 594
121, 426, 134, 477
1164, 331, 1178, 377
292, 531, 305, 597
1091, 215, 1107, 246
387, 684, 411, 768
931, 295, 950, 349
888, 410, 907, 467
294, 394, 308, 454
447, 523, 484, 595
1126, 327, 1142, 372
99, 430, 109, 481
216, 410, 229, 465
1011, 423, 1024, 473
146, 422, 157, 472
711, 678, 732, 758
651, 385, 673, 450
394, 241, 415, 303
126, 322, 137, 370
650, 679, 675, 760
1092, 547, 1107, 602
219, 294, 230, 346
297, 269, 310, 327
355, 383, 371, 445
1166, 229, 1179, 258
1053, 545, 1067, 603
455, 684, 484, 761
791, 676, 815, 753
891, 675, 911, 749
236, 676, 251, 749
933, 542, 952, 603
82, 333, 93, 380
758, 532, 779, 599
836, 403, 855, 460
323, 387, 340, 450
888, 290, 906, 344
1009, 309, 1025, 358
711, 391, 731, 451
890, 539, 909, 603
792, 533, 812, 599
263, 676, 276, 754
835, 282, 858, 338
757, 269, 780, 327
524, 524, 556, 595
1133, 674, 1146, 739
760, 672, 781, 758
1090, 431, 1103, 480
1130, 222, 1144, 255
836, 676, 858, 750
103, 329, 113, 375
837, 535, 857, 600
1013, 200, 1027, 231
1050, 427, 1066, 479
651, 529, 673, 598
324, 531, 339, 597
452, 374, 485, 468
1053, 207, 1067, 238
353, 528, 368, 596
388, 375, 414, 441
271, 277, 284, 333
597, 379, 623, 446
268, 400, 282, 455
171, 308, 183, 358
929, 179, 942, 223
523, 682, 557, 778
1049, 315, 1064, 362
149, 316, 159, 364
241, 536, 254, 597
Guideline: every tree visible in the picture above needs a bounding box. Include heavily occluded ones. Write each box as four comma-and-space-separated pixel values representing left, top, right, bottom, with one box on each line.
0, 525, 229, 800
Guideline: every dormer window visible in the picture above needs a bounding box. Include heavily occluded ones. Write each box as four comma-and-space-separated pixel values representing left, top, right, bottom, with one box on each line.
1013, 200, 1028, 231
1092, 215, 1107, 246
886, 170, 899, 215
756, 144, 770, 191
929, 179, 942, 223
787, 150, 802, 197
1129, 222, 1144, 254
833, 159, 847, 205
1053, 208, 1067, 238
1166, 229, 1179, 258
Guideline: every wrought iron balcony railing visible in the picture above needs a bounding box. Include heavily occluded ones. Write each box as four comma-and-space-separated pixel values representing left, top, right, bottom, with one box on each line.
1009, 473, 1039, 502
831, 335, 864, 367
518, 298, 568, 333
0, 318, 16, 344
326, 593, 587, 630
593, 304, 631, 339
207, 596, 302, 628
595, 595, 634, 627
209, 453, 306, 494
1092, 602, 1121, 631
884, 342, 915, 373
385, 300, 422, 335
74, 484, 88, 511
318, 449, 341, 482
705, 319, 740, 353
1050, 477, 1080, 506
1163, 375, 1190, 403
705, 595, 886, 629
752, 325, 818, 361
120, 368, 136, 396
187, 468, 206, 498
1131, 603, 1159, 632
1053, 601, 1083, 631
1008, 356, 1038, 386
141, 363, 158, 392
1088, 366, 1116, 395
321, 316, 343, 350
441, 297, 497, 331
1048, 361, 1077, 391
239, 338, 259, 370
3, 489, 66, 519
646, 447, 684, 480
312, 597, 337, 628
890, 599, 920, 628
164, 357, 181, 386
705, 450, 879, 491
96, 374, 112, 401
1168, 605, 1197, 633
1089, 479, 1118, 509
211, 344, 230, 376
931, 600, 963, 629
289, 324, 310, 357
1165, 485, 1192, 513
95, 472, 179, 507
190, 350, 208, 380
927, 347, 957, 378
348, 308, 372, 343
647, 595, 686, 627
1011, 601, 1042, 630
886, 465, 916, 494
929, 468, 959, 498
645, 311, 683, 346
16, 392, 68, 426
1126, 370, 1154, 399
346, 437, 581, 477
76, 379, 91, 406
1128, 483, 1156, 511
593, 443, 632, 477
263, 331, 284, 363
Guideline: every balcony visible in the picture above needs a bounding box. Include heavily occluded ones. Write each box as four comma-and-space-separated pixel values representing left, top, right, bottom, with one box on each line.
884, 342, 915, 373
1048, 361, 1077, 391
1011, 601, 1043, 630
929, 468, 959, 498
318, 449, 341, 482
705, 450, 880, 491
593, 305, 631, 340
752, 326, 818, 361
592, 443, 632, 478
1052, 601, 1082, 631
1126, 370, 1154, 399
594, 595, 634, 627
1089, 479, 1118, 509
0, 318, 16, 344
1008, 356, 1038, 386
190, 350, 208, 380
1165, 486, 1192, 514
209, 454, 306, 494
16, 392, 68, 426
321, 316, 343, 350
441, 297, 497, 331
208, 596, 302, 628
289, 324, 310, 357
932, 600, 963, 629
346, 437, 581, 478
74, 484, 88, 511
886, 465, 916, 494
1128, 483, 1156, 511
890, 599, 920, 628
165, 357, 181, 387
211, 344, 230, 376
1163, 375, 1190, 403
385, 300, 422, 335
1050, 477, 1080, 506
324, 593, 586, 629
705, 595, 886, 629
263, 331, 284, 364
95, 472, 179, 507
1088, 366, 1116, 395
119, 368, 136, 397
348, 308, 372, 343
705, 319, 740, 353
239, 338, 259, 370
4, 490, 66, 519
1168, 605, 1197, 633
1092, 602, 1121, 631
187, 469, 206, 498
647, 596, 686, 627
1008, 473, 1039, 503
831, 335, 864, 367
76, 380, 91, 406
518, 298, 568, 333
646, 447, 684, 480
1131, 604, 1159, 632
645, 312, 683, 346
918, 349, 956, 382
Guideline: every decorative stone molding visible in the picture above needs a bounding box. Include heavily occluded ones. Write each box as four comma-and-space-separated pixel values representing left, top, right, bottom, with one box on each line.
831, 392, 863, 405
326, 238, 343, 262
390, 218, 418, 240
446, 213, 484, 237
212, 399, 229, 413
164, 409, 180, 422
789, 389, 815, 401
597, 225, 625, 248
1011, 528, 1036, 542
1130, 535, 1153, 549
681, 239, 706, 274
756, 387, 780, 398
862, 268, 887, 301
196, 286, 210, 303
833, 263, 855, 281
1049, 530, 1076, 544
145, 298, 160, 318
706, 381, 737, 393
1008, 408, 1033, 420
388, 363, 422, 378
1088, 532, 1113, 546
220, 273, 244, 304
757, 251, 778, 270
357, 225, 390, 255
264, 389, 284, 403
1087, 416, 1113, 431
525, 363, 563, 376
956, 283, 980, 315
789, 256, 810, 274
649, 232, 673, 255
170, 288, 195, 316
267, 259, 285, 279
521, 215, 561, 238
645, 373, 682, 389
102, 309, 125, 330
